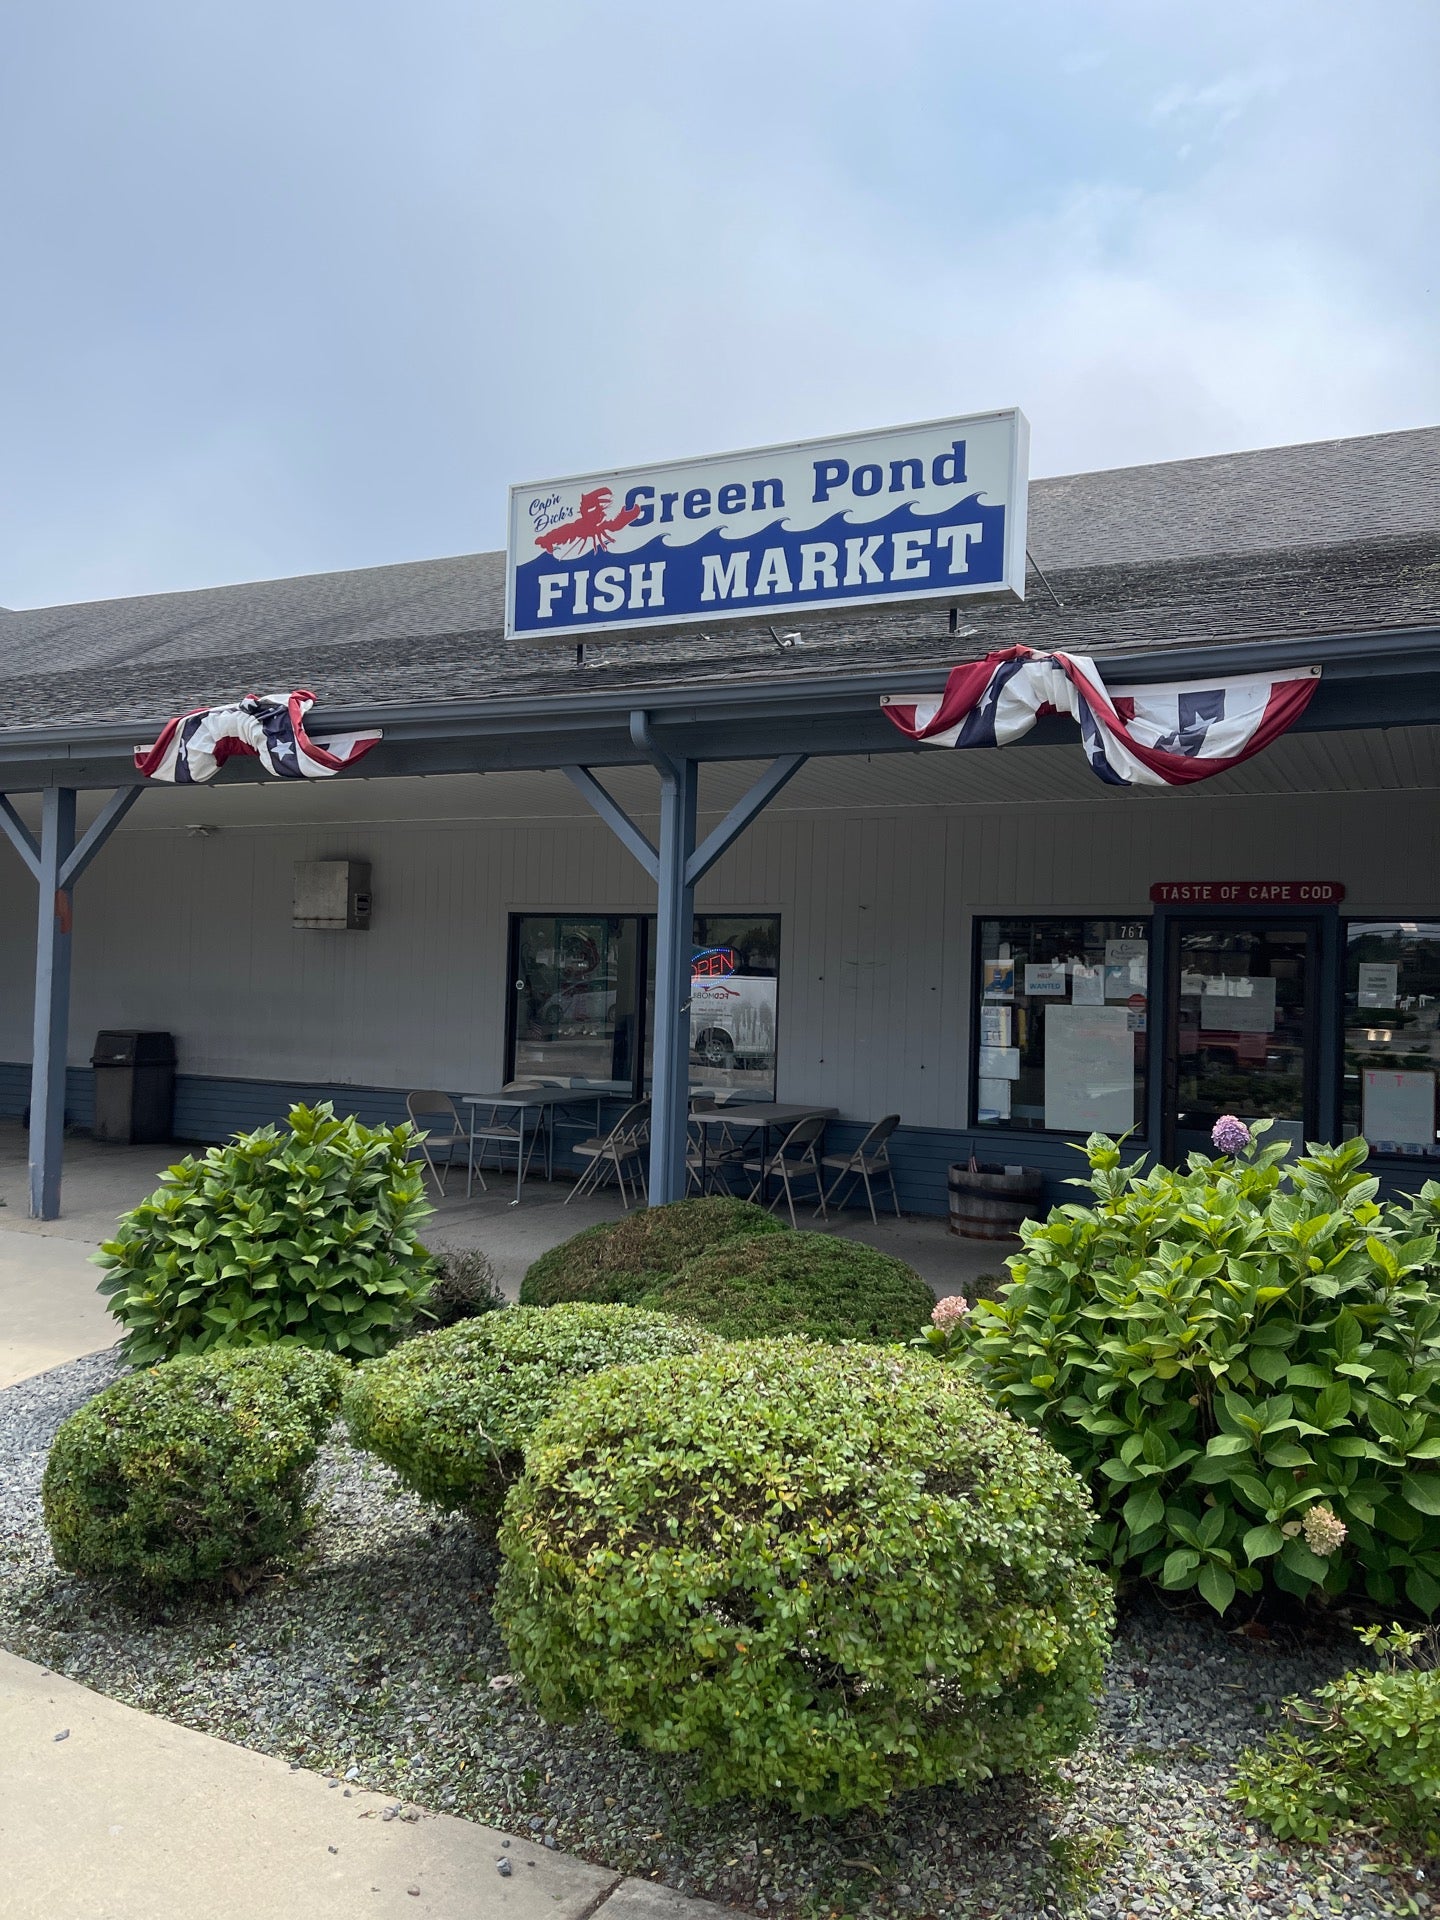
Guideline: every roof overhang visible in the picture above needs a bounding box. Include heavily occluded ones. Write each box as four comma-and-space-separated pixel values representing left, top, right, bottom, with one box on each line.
0, 623, 1437, 792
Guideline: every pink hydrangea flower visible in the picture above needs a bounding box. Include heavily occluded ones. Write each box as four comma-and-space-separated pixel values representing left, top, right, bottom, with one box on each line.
1211, 1115, 1252, 1155
931, 1295, 970, 1332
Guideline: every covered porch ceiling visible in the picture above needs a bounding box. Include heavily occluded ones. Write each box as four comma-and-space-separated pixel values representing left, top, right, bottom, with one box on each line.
5, 717, 1438, 841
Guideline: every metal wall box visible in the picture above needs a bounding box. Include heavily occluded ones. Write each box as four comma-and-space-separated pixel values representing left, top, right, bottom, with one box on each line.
293, 859, 372, 930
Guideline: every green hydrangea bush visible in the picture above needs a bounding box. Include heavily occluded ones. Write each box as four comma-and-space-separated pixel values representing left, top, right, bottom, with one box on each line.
343, 1303, 713, 1528
42, 1346, 345, 1592
643, 1230, 936, 1343
952, 1129, 1440, 1614
1232, 1625, 1440, 1850
496, 1340, 1113, 1813
96, 1102, 436, 1363
518, 1195, 785, 1308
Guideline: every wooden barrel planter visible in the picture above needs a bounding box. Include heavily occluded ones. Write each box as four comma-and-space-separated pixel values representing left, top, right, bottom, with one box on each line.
947, 1162, 1045, 1241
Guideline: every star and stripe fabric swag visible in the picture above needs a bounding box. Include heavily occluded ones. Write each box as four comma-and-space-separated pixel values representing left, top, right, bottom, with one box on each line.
134, 692, 382, 784
881, 646, 1321, 787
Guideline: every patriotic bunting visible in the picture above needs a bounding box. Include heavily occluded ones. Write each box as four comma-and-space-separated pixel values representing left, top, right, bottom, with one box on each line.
881, 646, 1320, 787
134, 692, 382, 785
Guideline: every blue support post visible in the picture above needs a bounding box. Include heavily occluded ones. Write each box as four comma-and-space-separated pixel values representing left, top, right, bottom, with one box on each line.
29, 788, 77, 1220
564, 729, 808, 1207
649, 754, 698, 1205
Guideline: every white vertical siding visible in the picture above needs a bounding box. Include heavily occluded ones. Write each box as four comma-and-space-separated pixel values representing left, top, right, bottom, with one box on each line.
1, 779, 1438, 1128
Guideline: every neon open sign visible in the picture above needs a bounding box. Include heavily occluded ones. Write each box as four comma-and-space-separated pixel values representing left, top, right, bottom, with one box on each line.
692, 947, 737, 979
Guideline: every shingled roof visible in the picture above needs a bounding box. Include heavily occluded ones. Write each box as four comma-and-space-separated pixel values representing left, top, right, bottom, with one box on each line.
1, 425, 1436, 733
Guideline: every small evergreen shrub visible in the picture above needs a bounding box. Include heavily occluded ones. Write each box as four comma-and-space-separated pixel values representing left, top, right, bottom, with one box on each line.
418, 1245, 506, 1327
518, 1195, 785, 1308
644, 1230, 936, 1343
497, 1340, 1113, 1813
1232, 1625, 1440, 1849
96, 1102, 436, 1363
42, 1346, 345, 1592
950, 1129, 1440, 1614
343, 1303, 713, 1527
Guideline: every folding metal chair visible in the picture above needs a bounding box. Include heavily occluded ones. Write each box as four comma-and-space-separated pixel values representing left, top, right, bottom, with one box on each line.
687, 1099, 747, 1196
744, 1113, 829, 1228
405, 1090, 469, 1198
821, 1113, 902, 1222
566, 1100, 651, 1207
467, 1095, 539, 1198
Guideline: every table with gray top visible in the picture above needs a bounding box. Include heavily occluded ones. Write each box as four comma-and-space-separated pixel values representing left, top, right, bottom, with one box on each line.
689, 1100, 839, 1201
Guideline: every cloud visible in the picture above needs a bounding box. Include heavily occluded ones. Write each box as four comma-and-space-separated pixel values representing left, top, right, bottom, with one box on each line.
0, 0, 1435, 606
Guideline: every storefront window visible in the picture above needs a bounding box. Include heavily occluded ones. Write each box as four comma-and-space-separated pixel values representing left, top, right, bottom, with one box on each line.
511, 913, 780, 1098
511, 915, 643, 1088
1342, 922, 1440, 1159
974, 917, 1149, 1133
688, 915, 780, 1099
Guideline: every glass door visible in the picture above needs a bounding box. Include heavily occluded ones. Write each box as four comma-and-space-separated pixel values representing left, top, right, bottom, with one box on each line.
1164, 919, 1320, 1160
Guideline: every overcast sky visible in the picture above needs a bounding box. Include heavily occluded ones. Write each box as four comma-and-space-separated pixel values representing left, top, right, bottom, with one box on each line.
2, 1, 1435, 609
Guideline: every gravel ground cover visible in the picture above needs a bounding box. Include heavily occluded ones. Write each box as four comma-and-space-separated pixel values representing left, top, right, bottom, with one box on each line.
2, 1351, 1434, 1920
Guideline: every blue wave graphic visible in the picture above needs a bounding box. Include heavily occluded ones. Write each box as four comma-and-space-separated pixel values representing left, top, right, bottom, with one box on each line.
512, 493, 1007, 633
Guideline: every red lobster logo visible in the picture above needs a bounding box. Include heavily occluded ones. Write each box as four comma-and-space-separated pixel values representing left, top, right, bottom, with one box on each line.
534, 487, 641, 556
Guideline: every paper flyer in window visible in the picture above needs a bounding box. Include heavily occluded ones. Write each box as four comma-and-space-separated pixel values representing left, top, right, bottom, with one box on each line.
1024, 961, 1068, 996
982, 958, 1014, 999
1071, 963, 1104, 1006
1043, 1004, 1134, 1133
1104, 962, 1146, 999
1363, 1069, 1435, 1150
1200, 975, 1277, 1033
1104, 939, 1148, 968
1357, 963, 1399, 1009
980, 1005, 1012, 1047
978, 1045, 1021, 1081
977, 1076, 1012, 1122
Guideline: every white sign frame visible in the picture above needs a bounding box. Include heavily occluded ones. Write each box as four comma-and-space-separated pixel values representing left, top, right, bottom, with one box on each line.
505, 409, 1029, 641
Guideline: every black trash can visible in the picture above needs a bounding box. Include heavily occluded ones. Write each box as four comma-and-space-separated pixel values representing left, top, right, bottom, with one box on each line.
91, 1031, 176, 1144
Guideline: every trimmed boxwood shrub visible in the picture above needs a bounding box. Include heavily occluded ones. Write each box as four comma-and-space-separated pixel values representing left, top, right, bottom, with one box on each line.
518, 1195, 785, 1308
953, 1130, 1440, 1615
95, 1102, 437, 1364
344, 1303, 713, 1527
497, 1340, 1113, 1813
42, 1346, 345, 1592
642, 1230, 936, 1343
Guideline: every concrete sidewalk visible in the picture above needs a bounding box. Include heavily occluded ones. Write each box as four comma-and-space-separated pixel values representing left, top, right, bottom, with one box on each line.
0, 1228, 119, 1389
0, 1651, 736, 1920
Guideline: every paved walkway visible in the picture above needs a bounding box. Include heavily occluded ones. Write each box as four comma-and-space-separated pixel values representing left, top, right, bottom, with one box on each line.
1, 1652, 732, 1920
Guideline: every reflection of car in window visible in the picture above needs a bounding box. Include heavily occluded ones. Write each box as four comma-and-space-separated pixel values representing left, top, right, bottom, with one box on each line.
533, 981, 617, 1035
689, 976, 776, 1068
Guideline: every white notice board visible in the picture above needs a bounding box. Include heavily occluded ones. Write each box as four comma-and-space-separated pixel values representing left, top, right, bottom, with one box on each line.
1044, 1004, 1134, 1133
1357, 964, 1398, 1009
1363, 1070, 1436, 1149
1201, 975, 1277, 1033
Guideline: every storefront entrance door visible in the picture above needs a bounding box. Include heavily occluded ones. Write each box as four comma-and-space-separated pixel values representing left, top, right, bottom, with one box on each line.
1163, 919, 1320, 1161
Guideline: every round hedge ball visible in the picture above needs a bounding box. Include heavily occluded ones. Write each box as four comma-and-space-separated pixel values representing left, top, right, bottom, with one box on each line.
344, 1303, 714, 1527
518, 1196, 786, 1308
642, 1230, 936, 1343
497, 1340, 1113, 1814
42, 1346, 345, 1592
